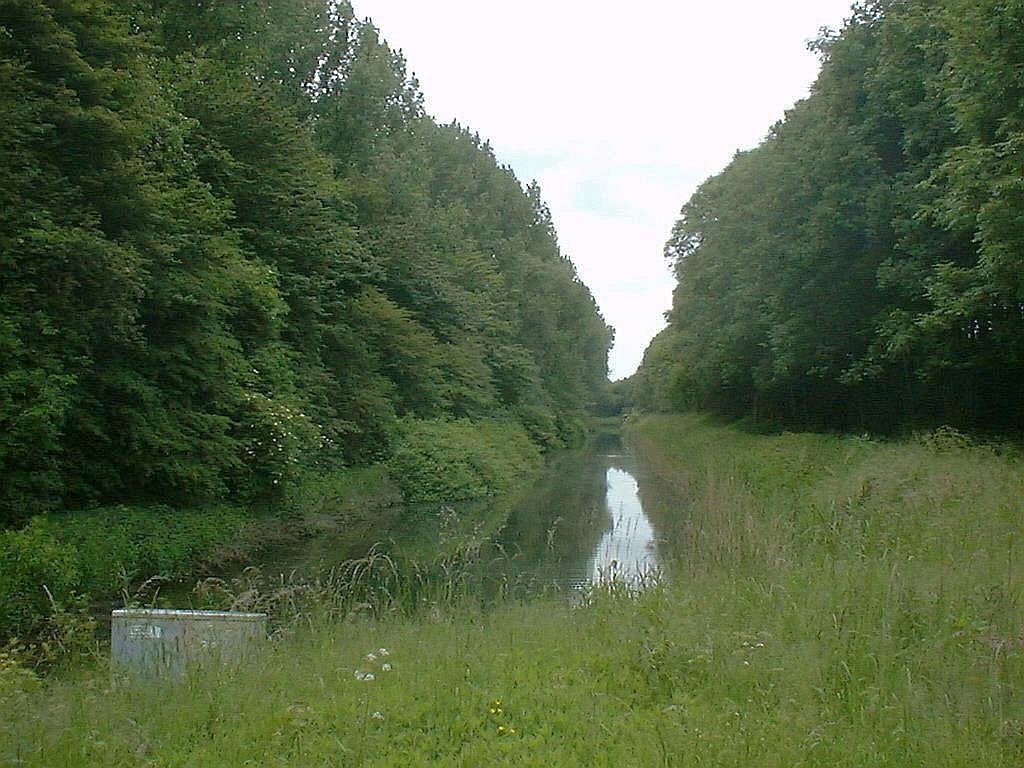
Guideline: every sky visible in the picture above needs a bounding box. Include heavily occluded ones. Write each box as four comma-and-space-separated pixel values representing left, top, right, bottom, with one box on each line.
352, 1, 856, 380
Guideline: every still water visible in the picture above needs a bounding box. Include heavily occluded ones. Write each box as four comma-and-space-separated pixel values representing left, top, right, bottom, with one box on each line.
481, 432, 672, 593
167, 430, 681, 603
594, 466, 658, 580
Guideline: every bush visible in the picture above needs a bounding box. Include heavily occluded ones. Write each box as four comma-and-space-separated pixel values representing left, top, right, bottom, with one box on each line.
0, 504, 254, 650
387, 419, 542, 504
47, 504, 251, 596
0, 519, 79, 641
514, 404, 562, 451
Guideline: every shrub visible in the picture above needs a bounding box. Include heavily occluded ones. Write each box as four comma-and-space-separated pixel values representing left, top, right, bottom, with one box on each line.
48, 504, 250, 596
387, 419, 542, 504
0, 519, 79, 641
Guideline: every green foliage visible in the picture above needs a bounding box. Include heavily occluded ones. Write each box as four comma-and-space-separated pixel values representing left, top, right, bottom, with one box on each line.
0, 519, 79, 641
47, 504, 250, 597
0, 503, 255, 644
0, 0, 612, 669
0, 0, 611, 523
3, 412, 1022, 764
387, 420, 542, 504
639, 0, 1024, 432
235, 390, 325, 498
0, 458, 409, 649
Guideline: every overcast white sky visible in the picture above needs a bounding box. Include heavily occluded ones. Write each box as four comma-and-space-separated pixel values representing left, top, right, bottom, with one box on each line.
353, 1, 855, 379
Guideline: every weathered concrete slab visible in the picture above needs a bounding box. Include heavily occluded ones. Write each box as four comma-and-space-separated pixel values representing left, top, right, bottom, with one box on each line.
111, 608, 267, 677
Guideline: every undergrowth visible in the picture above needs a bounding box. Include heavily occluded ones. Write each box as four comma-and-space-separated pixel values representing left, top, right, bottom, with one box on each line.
1, 414, 1020, 766
0, 418, 545, 655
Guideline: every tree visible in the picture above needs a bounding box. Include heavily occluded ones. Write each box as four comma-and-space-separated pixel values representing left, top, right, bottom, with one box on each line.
640, 0, 1024, 431
0, 0, 613, 522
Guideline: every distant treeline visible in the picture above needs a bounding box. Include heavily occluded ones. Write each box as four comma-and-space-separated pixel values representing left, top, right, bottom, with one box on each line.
634, 0, 1024, 432
0, 0, 612, 525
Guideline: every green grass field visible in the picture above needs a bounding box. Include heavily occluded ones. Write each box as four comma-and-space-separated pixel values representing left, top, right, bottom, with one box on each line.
2, 414, 1020, 766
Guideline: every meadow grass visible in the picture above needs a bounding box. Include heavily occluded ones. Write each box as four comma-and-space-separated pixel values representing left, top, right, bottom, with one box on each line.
1, 413, 1021, 766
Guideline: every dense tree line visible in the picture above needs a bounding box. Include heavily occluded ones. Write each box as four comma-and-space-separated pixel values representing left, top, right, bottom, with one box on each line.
634, 0, 1024, 433
0, 0, 612, 525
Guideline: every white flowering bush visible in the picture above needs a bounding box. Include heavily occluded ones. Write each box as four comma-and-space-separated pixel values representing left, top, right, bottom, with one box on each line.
237, 391, 324, 495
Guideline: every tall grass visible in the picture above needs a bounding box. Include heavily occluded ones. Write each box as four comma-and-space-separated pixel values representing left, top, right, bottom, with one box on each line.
627, 413, 1023, 763
1, 414, 1020, 766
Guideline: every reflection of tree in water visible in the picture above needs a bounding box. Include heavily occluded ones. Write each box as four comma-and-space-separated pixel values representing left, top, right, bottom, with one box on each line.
492, 450, 613, 588
492, 431, 680, 591
183, 431, 686, 600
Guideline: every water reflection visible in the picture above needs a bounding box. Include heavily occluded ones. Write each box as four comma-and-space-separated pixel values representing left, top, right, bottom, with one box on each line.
590, 466, 657, 582
160, 431, 678, 605
492, 439, 664, 592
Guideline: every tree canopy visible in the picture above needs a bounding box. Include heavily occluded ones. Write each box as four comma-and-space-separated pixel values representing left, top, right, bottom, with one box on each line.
0, 0, 612, 525
634, 0, 1024, 433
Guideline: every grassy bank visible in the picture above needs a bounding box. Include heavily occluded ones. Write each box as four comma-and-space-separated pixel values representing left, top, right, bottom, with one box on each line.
625, 414, 1022, 764
2, 414, 1021, 766
0, 419, 543, 653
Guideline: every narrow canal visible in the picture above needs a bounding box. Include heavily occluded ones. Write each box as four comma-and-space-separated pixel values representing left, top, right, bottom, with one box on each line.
487, 431, 666, 593
159, 427, 685, 608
